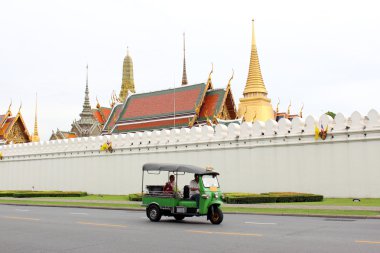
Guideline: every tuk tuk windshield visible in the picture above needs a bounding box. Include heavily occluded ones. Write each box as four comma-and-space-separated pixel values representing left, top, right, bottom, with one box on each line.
202, 175, 219, 188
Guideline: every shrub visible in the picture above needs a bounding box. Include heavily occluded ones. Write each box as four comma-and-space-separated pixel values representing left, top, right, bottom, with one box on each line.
0, 192, 14, 197
223, 192, 323, 204
9, 191, 87, 198
128, 193, 142, 201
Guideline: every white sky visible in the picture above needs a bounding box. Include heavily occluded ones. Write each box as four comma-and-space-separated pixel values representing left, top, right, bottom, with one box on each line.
1, 0, 379, 140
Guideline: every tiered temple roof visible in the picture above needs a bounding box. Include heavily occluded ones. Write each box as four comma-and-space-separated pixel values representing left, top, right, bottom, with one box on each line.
0, 108, 31, 144
92, 106, 111, 125
104, 81, 236, 134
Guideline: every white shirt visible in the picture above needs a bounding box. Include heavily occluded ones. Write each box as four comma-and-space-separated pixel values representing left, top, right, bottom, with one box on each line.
189, 179, 200, 197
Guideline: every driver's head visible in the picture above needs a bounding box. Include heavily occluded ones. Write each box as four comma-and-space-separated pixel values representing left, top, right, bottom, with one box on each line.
194, 174, 199, 182
169, 175, 175, 182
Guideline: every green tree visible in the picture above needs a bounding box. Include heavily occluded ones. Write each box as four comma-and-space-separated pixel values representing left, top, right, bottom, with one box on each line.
325, 111, 336, 119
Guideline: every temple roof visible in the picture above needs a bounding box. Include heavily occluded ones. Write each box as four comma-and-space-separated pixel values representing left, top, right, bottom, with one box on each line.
119, 83, 207, 123
0, 111, 31, 143
92, 107, 111, 125
102, 103, 123, 133
107, 81, 237, 133
50, 130, 77, 140
198, 89, 226, 122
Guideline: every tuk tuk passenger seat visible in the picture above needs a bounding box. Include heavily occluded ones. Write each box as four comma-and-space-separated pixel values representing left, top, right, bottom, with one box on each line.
183, 185, 190, 199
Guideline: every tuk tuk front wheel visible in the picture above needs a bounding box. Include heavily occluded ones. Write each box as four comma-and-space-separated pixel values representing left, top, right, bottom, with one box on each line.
147, 205, 161, 222
209, 206, 223, 225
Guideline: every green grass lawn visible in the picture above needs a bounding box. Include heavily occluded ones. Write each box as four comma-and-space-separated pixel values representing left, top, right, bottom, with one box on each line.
221, 206, 380, 216
264, 198, 380, 206
38, 195, 130, 201
0, 199, 141, 209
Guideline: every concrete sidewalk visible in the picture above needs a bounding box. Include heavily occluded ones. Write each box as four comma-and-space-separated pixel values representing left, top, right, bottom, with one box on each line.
1, 197, 380, 211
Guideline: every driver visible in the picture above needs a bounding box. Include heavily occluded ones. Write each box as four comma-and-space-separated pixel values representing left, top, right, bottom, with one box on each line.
190, 174, 200, 209
163, 175, 175, 194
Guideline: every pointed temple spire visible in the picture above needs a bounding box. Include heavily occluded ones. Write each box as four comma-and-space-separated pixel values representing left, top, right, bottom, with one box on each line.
238, 19, 274, 122
243, 19, 268, 95
181, 33, 188, 86
31, 93, 40, 142
70, 65, 98, 137
119, 47, 135, 102
80, 64, 93, 119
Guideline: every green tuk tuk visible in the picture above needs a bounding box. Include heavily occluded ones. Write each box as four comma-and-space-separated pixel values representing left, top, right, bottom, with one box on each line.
141, 163, 224, 225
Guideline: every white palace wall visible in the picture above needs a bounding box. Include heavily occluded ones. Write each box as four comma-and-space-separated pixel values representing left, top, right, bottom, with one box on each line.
1, 110, 380, 197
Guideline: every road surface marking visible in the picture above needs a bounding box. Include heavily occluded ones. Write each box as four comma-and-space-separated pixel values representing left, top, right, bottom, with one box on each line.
245, 222, 277, 225
15, 209, 30, 212
70, 212, 88, 215
186, 230, 262, 237
355, 240, 380, 245
77, 221, 127, 228
3, 216, 40, 221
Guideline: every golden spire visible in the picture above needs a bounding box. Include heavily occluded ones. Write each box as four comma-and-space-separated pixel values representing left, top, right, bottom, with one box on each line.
96, 97, 100, 109
287, 100, 292, 115
227, 69, 234, 88
206, 63, 214, 88
276, 98, 280, 113
181, 33, 188, 85
299, 103, 304, 118
119, 46, 135, 102
18, 102, 22, 114
7, 100, 12, 114
243, 19, 268, 95
32, 93, 40, 142
238, 19, 274, 122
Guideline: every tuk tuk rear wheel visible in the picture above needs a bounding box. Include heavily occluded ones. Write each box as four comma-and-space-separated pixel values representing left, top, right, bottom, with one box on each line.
209, 206, 223, 225
147, 205, 161, 222
174, 214, 185, 221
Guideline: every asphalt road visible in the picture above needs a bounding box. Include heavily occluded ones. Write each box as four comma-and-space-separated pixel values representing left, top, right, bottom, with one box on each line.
0, 205, 379, 253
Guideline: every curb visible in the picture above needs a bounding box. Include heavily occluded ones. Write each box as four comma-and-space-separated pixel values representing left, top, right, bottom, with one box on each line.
1, 202, 380, 220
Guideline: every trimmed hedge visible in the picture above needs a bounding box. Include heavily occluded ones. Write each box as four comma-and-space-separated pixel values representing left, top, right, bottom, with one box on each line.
0, 191, 87, 198
224, 192, 323, 204
0, 192, 14, 197
128, 193, 142, 201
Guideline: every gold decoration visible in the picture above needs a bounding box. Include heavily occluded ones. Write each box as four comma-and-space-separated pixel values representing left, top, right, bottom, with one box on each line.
238, 19, 274, 122
276, 98, 280, 113
7, 120, 29, 144
96, 97, 100, 109
206, 63, 214, 88
299, 103, 304, 118
315, 125, 328, 140
7, 100, 12, 113
31, 93, 40, 142
100, 141, 113, 153
287, 100, 292, 115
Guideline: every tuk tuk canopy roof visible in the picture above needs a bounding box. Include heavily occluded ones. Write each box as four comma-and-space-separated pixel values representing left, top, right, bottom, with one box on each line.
142, 163, 219, 175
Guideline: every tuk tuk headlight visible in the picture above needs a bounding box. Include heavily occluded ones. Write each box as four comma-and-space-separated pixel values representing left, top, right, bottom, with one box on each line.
214, 193, 219, 198
201, 194, 209, 199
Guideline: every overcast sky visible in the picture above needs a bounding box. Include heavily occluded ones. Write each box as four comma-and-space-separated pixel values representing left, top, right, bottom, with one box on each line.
1, 0, 379, 140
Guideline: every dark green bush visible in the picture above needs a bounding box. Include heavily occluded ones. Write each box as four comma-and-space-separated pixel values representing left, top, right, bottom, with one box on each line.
10, 191, 87, 198
128, 193, 142, 201
225, 196, 277, 204
224, 192, 323, 204
0, 192, 15, 197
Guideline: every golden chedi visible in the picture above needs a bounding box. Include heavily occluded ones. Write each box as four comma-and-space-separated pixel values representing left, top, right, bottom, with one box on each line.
238, 20, 274, 122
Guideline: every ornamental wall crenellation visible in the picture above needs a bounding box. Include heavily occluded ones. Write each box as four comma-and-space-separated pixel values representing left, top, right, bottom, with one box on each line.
1, 109, 380, 159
